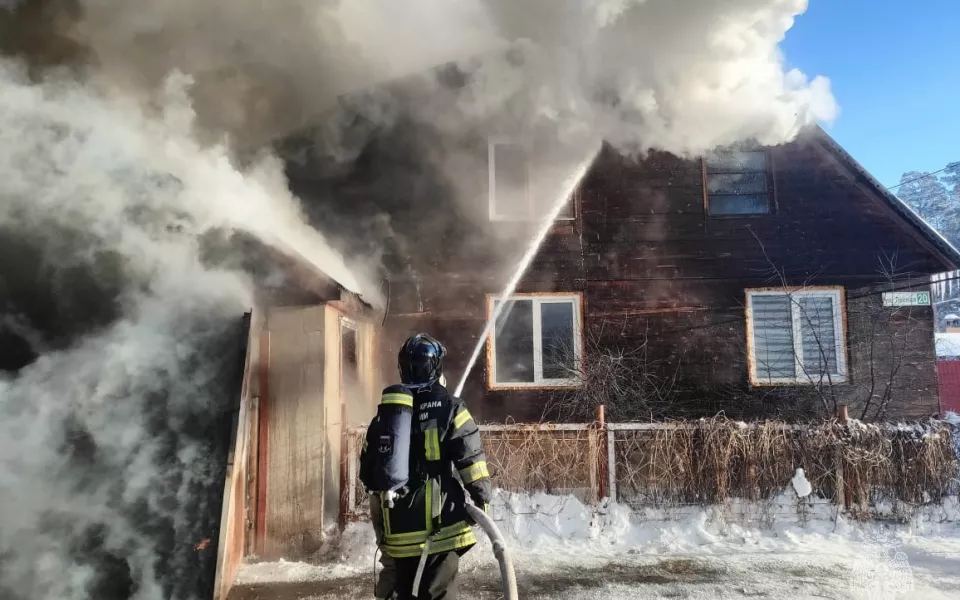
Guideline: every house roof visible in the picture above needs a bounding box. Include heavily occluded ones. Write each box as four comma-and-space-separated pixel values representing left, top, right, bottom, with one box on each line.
225, 232, 376, 310
264, 242, 373, 308
266, 236, 373, 305
812, 126, 960, 271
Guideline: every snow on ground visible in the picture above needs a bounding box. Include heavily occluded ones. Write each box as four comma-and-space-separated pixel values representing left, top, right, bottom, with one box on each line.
233, 491, 960, 599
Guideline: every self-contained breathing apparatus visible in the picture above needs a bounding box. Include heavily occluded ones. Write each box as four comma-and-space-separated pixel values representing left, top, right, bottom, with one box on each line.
369, 384, 415, 509
367, 334, 446, 507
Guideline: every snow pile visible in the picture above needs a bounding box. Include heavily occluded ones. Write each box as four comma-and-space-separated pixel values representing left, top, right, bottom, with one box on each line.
235, 555, 369, 585
479, 490, 835, 559
494, 490, 602, 545
791, 468, 813, 498
237, 489, 960, 586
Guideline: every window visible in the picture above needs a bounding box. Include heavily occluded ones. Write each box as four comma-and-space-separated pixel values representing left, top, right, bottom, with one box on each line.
487, 294, 583, 388
746, 289, 848, 385
488, 139, 575, 222
703, 149, 772, 216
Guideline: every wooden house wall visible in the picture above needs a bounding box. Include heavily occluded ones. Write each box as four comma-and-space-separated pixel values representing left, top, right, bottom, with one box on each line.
378, 135, 946, 423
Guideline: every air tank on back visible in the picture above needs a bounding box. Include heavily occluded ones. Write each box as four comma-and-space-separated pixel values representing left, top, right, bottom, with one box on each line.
370, 384, 413, 502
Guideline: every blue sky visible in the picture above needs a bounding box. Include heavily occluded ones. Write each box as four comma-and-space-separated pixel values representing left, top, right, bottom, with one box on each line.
781, 0, 959, 188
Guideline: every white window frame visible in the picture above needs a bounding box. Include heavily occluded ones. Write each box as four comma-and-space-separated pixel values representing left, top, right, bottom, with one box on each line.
745, 288, 848, 386
486, 293, 583, 389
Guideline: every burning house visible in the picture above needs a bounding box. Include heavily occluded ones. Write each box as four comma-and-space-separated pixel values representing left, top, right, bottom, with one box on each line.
6, 2, 953, 599
275, 60, 959, 425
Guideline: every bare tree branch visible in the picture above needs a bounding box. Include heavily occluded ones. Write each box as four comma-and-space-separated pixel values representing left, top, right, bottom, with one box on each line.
540, 318, 680, 423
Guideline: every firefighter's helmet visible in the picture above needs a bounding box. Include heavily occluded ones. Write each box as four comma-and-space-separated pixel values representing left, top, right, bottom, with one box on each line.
398, 333, 446, 387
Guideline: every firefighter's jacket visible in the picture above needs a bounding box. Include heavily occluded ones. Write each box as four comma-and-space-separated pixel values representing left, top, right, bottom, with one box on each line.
359, 383, 493, 559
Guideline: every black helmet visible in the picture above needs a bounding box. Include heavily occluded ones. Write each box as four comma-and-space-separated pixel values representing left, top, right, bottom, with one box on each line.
398, 333, 446, 387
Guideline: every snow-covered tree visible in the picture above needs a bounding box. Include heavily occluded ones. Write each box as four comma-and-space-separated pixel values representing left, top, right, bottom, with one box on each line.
897, 171, 950, 230
943, 161, 960, 201
895, 166, 960, 246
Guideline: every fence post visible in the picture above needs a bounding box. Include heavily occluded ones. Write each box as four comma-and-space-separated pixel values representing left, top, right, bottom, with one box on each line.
837, 405, 853, 510
596, 405, 609, 501
607, 425, 617, 504
588, 423, 598, 502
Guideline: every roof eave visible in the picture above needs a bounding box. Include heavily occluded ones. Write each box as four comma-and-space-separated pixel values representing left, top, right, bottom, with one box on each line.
812, 125, 960, 272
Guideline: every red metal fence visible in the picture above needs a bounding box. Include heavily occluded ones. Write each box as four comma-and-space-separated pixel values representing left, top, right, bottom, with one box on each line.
937, 360, 960, 417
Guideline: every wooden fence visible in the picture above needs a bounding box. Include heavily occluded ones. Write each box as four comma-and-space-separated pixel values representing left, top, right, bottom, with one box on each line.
340, 410, 960, 524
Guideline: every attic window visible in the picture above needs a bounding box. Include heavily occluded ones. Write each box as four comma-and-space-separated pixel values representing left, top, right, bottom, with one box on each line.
488, 140, 575, 222
703, 150, 772, 216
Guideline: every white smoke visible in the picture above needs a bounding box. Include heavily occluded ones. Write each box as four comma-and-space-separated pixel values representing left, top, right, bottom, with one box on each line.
68, 0, 835, 155
0, 60, 368, 599
267, 0, 838, 293
70, 0, 502, 145
471, 0, 838, 156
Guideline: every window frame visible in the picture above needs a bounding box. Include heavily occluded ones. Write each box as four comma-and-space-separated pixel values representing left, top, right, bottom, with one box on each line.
487, 137, 578, 224
701, 148, 778, 218
485, 292, 584, 390
488, 137, 532, 222
745, 287, 849, 387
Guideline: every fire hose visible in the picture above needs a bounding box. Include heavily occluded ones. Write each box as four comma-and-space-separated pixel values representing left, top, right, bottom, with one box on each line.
465, 503, 518, 600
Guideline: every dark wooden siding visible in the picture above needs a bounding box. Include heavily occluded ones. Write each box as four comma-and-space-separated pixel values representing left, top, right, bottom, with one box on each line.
289, 129, 947, 423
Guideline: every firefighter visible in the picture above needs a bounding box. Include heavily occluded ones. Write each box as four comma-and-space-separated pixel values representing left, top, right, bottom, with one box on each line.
360, 334, 492, 600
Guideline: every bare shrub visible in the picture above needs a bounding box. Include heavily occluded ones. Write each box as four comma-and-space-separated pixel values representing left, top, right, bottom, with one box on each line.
613, 416, 958, 517
541, 319, 679, 423
480, 425, 596, 502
